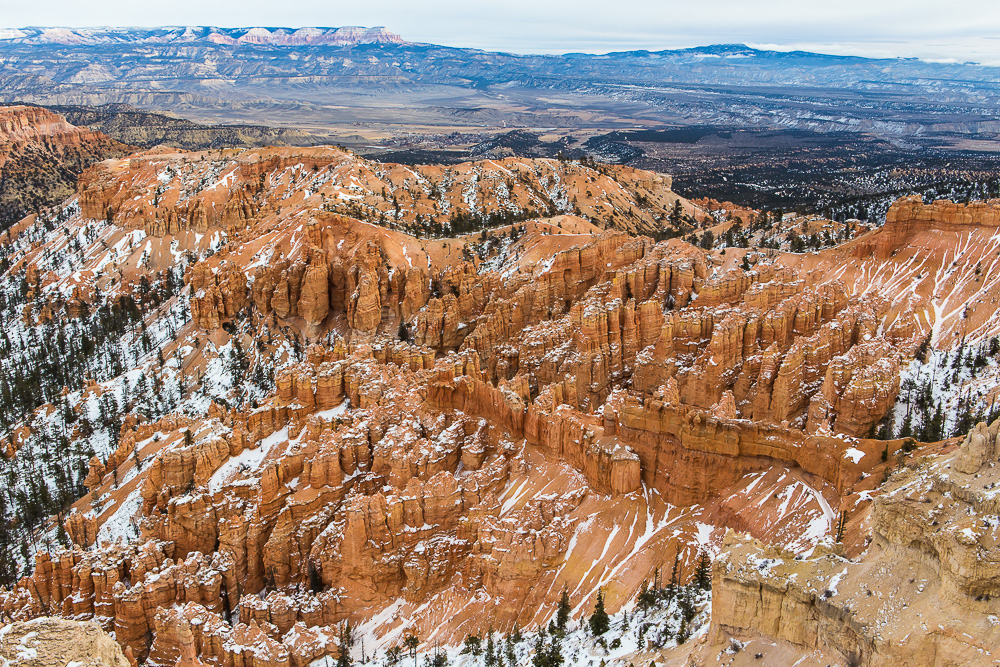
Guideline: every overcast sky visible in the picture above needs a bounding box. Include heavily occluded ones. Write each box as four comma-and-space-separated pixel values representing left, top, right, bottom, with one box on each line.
4, 0, 1000, 64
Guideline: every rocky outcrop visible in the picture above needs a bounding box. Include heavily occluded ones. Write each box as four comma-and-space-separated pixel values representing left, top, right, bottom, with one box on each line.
2, 216, 909, 662
0, 105, 130, 226
296, 250, 330, 328
600, 389, 880, 505
856, 195, 1000, 260
0, 617, 132, 667
954, 418, 1000, 474
873, 419, 1000, 601
708, 419, 1000, 666
709, 534, 874, 665
809, 340, 901, 437
248, 235, 422, 336
189, 260, 249, 330
77, 146, 697, 240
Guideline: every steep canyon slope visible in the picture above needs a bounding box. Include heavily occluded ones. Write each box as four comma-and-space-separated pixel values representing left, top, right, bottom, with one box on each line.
0, 138, 998, 666
0, 104, 131, 228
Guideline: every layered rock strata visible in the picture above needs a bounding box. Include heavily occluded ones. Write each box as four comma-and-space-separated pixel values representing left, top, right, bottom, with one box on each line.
4, 145, 999, 666
706, 417, 1000, 666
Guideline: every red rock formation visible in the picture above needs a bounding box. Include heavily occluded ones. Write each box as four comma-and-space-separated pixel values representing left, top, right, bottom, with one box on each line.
705, 418, 1000, 666
189, 260, 249, 330
0, 105, 131, 224
6, 141, 992, 666
857, 195, 1000, 260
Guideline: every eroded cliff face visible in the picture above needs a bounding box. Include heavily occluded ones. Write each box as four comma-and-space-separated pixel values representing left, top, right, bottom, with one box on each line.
76, 145, 693, 239
2, 145, 1000, 666
0, 105, 131, 227
0, 617, 133, 667
699, 417, 1000, 667
830, 195, 1000, 348
856, 195, 1000, 261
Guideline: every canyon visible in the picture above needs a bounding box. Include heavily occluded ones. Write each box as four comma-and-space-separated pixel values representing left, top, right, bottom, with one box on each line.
0, 107, 998, 667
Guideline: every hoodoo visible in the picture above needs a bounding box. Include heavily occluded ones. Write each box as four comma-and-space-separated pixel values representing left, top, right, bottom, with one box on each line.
1, 86, 999, 666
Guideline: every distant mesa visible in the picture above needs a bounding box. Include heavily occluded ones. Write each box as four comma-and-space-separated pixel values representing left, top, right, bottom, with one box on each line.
0, 26, 408, 47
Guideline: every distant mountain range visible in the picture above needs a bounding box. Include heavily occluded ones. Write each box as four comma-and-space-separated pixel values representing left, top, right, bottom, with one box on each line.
0, 26, 406, 46
0, 27, 997, 144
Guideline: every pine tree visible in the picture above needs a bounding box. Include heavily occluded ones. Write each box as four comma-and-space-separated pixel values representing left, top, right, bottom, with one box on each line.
336, 644, 351, 667
547, 635, 563, 667
56, 521, 70, 548
385, 647, 403, 665
426, 645, 449, 667
461, 634, 483, 656
694, 550, 712, 590
556, 587, 571, 632
484, 631, 498, 667
531, 631, 564, 667
678, 586, 696, 624
589, 589, 610, 636
670, 200, 683, 226
637, 580, 651, 611
404, 634, 419, 667
668, 550, 681, 601
531, 633, 547, 667
676, 617, 690, 644
504, 633, 517, 667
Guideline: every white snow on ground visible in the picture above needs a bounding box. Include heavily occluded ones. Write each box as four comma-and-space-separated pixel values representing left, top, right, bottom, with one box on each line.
892, 345, 1000, 439
208, 427, 288, 492
11, 631, 39, 661
94, 486, 142, 546
208, 446, 267, 493
844, 447, 866, 463
313, 399, 351, 421
498, 477, 532, 516
788, 481, 837, 555
694, 522, 715, 548
826, 567, 849, 597
364, 586, 711, 667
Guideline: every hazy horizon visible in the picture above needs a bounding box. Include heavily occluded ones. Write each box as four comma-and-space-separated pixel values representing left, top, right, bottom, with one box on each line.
2, 0, 1000, 65
2, 26, 996, 65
